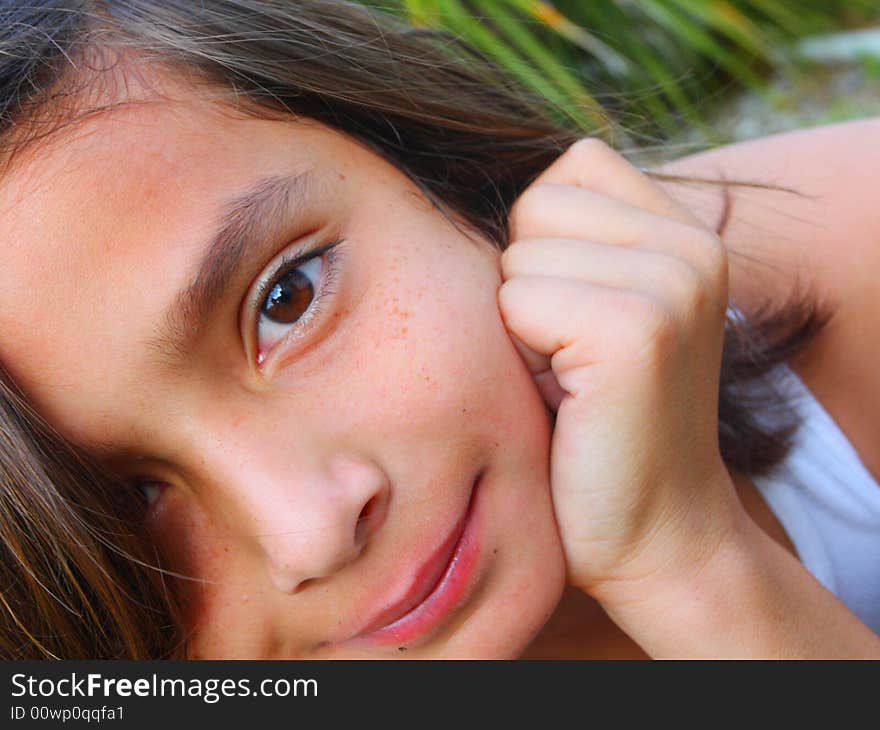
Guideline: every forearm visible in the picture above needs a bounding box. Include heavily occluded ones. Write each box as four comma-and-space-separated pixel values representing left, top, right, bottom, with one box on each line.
590, 513, 880, 659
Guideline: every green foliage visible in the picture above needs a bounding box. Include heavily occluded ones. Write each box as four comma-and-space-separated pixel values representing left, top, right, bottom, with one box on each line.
858, 51, 880, 80
362, 1, 878, 139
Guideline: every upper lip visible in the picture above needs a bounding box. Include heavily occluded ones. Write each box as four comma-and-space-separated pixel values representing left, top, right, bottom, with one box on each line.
348, 476, 478, 639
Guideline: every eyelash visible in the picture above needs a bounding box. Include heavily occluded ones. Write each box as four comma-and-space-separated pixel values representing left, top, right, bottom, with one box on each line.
129, 238, 348, 512
252, 237, 347, 365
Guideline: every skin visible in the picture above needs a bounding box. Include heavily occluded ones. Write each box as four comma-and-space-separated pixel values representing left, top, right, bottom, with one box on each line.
511, 124, 880, 658
655, 118, 880, 485
502, 131, 878, 659
3, 57, 878, 657
0, 77, 567, 658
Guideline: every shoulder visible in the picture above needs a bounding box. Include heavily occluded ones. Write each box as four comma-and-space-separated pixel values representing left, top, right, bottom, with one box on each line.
652, 118, 880, 536
650, 117, 880, 321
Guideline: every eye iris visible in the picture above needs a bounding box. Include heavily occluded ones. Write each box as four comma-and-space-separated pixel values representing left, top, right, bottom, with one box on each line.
263, 269, 314, 324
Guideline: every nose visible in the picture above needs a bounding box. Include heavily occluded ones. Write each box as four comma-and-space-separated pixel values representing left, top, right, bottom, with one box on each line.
232, 453, 388, 594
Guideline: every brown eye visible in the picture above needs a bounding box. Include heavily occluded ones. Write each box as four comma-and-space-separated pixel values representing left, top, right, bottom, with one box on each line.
261, 258, 321, 324
255, 255, 328, 356
252, 239, 346, 360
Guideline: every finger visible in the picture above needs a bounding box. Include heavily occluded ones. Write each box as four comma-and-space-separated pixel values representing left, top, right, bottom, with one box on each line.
507, 324, 565, 414
508, 330, 551, 375
508, 184, 726, 282
501, 237, 718, 309
498, 275, 676, 393
524, 137, 701, 226
535, 369, 567, 413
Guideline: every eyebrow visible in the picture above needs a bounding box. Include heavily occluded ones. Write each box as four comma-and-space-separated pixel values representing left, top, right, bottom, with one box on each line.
145, 170, 317, 367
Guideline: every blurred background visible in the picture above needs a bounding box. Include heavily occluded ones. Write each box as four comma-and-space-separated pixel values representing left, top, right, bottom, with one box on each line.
361, 1, 880, 161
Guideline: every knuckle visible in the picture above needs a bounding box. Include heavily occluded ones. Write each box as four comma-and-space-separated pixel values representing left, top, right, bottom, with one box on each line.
683, 276, 713, 320
569, 136, 614, 160
677, 264, 727, 325
667, 223, 729, 306
497, 274, 532, 306
497, 274, 520, 297
666, 257, 704, 302
567, 137, 618, 183
508, 184, 553, 238
497, 277, 539, 331
496, 277, 518, 313
669, 259, 717, 321
499, 239, 530, 277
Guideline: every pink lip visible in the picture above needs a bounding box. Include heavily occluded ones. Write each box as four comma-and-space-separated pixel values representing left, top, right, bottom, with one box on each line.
343, 471, 484, 647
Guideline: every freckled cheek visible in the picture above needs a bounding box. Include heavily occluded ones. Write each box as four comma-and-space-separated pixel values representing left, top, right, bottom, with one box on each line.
316, 256, 546, 452
342, 281, 485, 417
149, 498, 265, 633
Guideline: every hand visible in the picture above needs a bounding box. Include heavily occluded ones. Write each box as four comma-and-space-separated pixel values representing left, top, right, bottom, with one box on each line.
498, 138, 743, 600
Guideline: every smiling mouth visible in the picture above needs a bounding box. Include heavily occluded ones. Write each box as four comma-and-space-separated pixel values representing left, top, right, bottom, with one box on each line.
342, 470, 484, 648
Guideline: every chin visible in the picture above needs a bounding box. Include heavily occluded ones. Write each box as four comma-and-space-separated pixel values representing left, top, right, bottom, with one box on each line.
426, 547, 569, 660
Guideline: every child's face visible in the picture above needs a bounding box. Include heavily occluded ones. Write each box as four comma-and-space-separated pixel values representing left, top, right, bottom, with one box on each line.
0, 86, 566, 657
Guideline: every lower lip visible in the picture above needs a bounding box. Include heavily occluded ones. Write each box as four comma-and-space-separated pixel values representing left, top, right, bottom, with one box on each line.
347, 473, 484, 647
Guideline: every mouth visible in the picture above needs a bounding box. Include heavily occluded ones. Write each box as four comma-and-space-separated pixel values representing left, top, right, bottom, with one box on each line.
342, 470, 484, 648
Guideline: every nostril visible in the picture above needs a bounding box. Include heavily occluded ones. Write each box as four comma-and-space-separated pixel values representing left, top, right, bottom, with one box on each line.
360, 496, 377, 522
354, 495, 379, 546
292, 577, 316, 595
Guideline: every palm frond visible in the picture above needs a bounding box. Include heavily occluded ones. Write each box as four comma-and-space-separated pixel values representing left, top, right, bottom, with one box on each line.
368, 0, 878, 138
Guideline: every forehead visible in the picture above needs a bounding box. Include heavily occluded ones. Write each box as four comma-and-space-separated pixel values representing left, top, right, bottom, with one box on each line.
0, 95, 359, 447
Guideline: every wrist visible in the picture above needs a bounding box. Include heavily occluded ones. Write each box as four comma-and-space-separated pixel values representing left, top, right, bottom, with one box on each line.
581, 469, 752, 609
585, 497, 756, 606
583, 506, 880, 658
581, 501, 772, 657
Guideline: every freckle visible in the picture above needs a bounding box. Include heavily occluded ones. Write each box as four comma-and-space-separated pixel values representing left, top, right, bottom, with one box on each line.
461, 408, 467, 414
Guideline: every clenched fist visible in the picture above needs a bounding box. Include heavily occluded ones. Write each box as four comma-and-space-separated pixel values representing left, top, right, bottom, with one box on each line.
498, 138, 744, 601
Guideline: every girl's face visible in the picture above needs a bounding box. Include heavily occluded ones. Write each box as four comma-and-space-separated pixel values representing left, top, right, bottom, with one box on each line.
0, 86, 566, 657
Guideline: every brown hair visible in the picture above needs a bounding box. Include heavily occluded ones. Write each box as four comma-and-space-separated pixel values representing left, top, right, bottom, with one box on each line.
0, 0, 834, 658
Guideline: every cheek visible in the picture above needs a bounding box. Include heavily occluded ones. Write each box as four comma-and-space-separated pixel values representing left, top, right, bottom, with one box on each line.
327, 242, 548, 445
150, 498, 275, 658
351, 269, 509, 432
